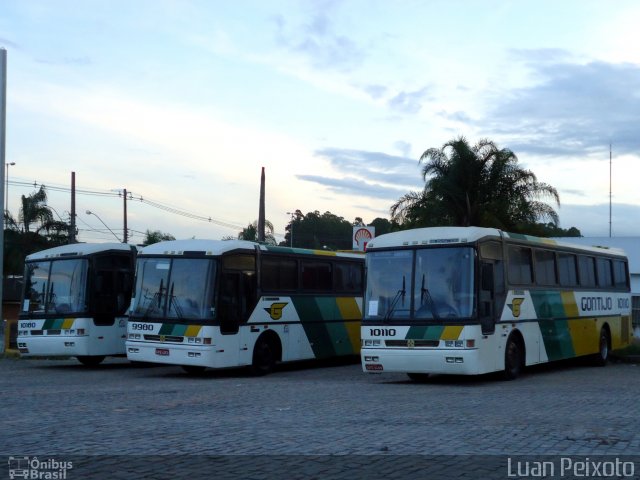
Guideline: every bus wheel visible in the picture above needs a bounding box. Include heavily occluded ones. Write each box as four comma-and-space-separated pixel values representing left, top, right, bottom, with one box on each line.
77, 356, 105, 367
181, 365, 206, 375
503, 336, 523, 380
593, 327, 610, 367
251, 337, 276, 376
407, 373, 430, 382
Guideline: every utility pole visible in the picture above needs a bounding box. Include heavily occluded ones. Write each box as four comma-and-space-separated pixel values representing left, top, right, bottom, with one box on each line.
123, 188, 128, 243
70, 171, 76, 244
609, 143, 612, 238
0, 49, 7, 328
258, 167, 265, 243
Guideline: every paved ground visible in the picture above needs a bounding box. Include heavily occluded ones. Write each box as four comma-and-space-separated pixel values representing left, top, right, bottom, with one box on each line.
1, 356, 639, 479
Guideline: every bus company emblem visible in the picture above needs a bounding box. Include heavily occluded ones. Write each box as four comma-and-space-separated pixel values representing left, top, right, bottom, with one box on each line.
407, 339, 415, 348
265, 302, 288, 320
160, 335, 166, 342
508, 298, 525, 318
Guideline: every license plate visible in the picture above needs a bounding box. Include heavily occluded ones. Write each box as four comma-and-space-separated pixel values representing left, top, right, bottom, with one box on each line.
155, 348, 170, 356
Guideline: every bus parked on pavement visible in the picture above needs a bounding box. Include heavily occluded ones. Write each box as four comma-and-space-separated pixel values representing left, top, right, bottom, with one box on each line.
126, 239, 364, 374
361, 227, 632, 380
17, 243, 136, 366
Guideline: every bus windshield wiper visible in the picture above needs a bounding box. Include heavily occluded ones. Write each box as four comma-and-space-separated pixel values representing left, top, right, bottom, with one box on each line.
384, 276, 406, 321
419, 274, 439, 319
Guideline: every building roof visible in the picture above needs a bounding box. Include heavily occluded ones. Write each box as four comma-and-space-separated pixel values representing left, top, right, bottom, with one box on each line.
555, 237, 640, 274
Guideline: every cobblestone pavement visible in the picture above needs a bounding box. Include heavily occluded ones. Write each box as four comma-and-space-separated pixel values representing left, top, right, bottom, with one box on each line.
1, 356, 639, 479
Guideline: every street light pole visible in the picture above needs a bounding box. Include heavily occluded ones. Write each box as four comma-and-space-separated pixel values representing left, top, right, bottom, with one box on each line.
5, 161, 13, 213
86, 210, 121, 242
286, 211, 295, 248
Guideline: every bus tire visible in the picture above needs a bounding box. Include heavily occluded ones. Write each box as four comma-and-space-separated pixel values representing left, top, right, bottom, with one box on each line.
407, 373, 430, 382
77, 355, 105, 367
181, 365, 206, 375
593, 327, 610, 367
503, 335, 524, 380
251, 336, 277, 376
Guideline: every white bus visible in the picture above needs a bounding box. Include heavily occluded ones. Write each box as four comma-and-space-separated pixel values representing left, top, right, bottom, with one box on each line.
17, 243, 137, 366
126, 239, 364, 374
361, 227, 633, 380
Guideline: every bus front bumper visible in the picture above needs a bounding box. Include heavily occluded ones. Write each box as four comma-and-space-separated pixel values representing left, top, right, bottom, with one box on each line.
361, 347, 486, 375
126, 341, 218, 368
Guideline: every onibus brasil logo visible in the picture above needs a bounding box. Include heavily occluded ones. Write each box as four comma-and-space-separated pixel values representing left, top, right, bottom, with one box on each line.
8, 456, 73, 479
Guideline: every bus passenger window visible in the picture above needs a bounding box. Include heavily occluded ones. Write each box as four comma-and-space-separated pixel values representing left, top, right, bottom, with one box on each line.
612, 260, 628, 289
578, 256, 596, 287
508, 246, 533, 285
596, 258, 613, 287
557, 253, 578, 287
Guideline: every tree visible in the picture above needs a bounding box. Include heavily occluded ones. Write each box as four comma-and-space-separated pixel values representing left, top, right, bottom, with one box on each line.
19, 186, 55, 233
3, 186, 73, 275
391, 137, 562, 234
237, 220, 276, 245
283, 210, 353, 250
143, 230, 176, 246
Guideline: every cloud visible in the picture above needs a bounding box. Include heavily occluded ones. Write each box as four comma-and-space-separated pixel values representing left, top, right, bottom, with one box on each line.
296, 147, 424, 202
486, 57, 640, 157
296, 174, 407, 199
0, 37, 20, 49
315, 147, 422, 186
387, 86, 431, 114
273, 9, 365, 72
35, 56, 92, 66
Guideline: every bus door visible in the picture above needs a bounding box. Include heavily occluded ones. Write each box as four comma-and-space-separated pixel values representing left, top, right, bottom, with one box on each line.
479, 242, 506, 335
92, 254, 133, 327
218, 255, 257, 360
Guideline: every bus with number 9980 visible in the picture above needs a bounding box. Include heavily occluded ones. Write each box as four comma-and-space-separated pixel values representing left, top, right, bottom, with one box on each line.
126, 239, 364, 374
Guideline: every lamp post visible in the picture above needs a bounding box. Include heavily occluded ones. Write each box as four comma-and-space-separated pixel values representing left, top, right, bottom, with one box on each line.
5, 161, 14, 213
86, 210, 121, 242
286, 211, 296, 248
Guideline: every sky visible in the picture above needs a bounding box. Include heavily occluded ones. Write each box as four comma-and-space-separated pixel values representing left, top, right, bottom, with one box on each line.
1, 0, 639, 244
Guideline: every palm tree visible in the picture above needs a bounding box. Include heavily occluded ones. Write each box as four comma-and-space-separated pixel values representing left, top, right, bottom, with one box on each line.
19, 185, 54, 233
391, 137, 560, 233
239, 220, 276, 245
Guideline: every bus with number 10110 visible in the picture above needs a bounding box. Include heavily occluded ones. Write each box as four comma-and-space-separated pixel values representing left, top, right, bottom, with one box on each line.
361, 227, 632, 380
126, 239, 364, 374
17, 243, 137, 366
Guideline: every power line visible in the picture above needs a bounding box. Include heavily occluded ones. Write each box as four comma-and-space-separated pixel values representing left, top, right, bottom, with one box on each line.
8, 179, 248, 231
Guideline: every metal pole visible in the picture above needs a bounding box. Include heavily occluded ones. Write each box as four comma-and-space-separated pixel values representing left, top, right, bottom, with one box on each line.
70, 171, 76, 243
123, 188, 128, 243
258, 167, 265, 243
0, 49, 7, 327
609, 143, 612, 238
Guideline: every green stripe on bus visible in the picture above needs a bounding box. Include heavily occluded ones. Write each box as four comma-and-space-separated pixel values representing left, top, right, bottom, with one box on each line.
530, 291, 567, 319
539, 319, 576, 361
43, 318, 64, 330
406, 325, 445, 341
159, 324, 174, 335
291, 297, 336, 358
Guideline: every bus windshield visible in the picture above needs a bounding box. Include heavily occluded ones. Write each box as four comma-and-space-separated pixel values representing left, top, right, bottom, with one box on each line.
131, 257, 217, 322
365, 247, 475, 322
23, 259, 89, 315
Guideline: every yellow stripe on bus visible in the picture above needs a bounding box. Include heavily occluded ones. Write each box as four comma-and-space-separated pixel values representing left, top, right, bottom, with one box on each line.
184, 325, 203, 337
62, 318, 75, 329
441, 325, 464, 340
568, 318, 597, 356
336, 297, 362, 351
560, 291, 579, 318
